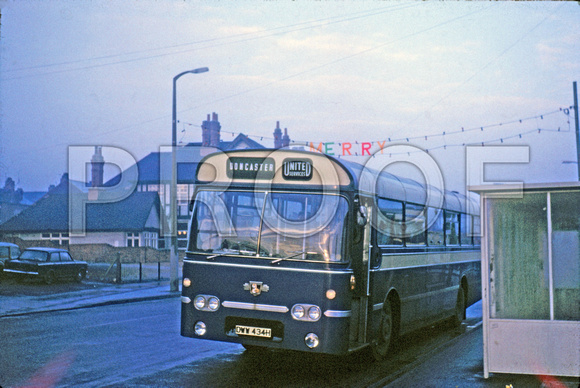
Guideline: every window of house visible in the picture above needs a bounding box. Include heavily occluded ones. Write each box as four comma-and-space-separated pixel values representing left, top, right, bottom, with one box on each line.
42, 233, 69, 246
127, 232, 140, 247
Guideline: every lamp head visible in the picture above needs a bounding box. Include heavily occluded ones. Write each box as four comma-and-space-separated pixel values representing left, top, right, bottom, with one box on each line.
192, 67, 209, 74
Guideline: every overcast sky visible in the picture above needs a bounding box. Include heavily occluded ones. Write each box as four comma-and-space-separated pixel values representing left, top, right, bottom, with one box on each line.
1, 1, 579, 193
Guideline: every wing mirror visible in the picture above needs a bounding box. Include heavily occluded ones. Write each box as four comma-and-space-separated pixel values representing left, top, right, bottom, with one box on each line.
357, 205, 368, 226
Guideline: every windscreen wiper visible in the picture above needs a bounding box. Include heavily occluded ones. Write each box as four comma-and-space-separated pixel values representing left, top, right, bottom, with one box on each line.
271, 251, 317, 265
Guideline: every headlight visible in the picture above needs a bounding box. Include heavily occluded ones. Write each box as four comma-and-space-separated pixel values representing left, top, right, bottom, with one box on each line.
194, 295, 220, 312
304, 333, 319, 349
291, 304, 321, 321
207, 297, 220, 311
194, 321, 207, 336
292, 305, 305, 319
194, 295, 206, 310
308, 306, 321, 320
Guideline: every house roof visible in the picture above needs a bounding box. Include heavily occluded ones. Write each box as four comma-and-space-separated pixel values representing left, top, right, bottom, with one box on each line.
107, 134, 266, 186
0, 179, 161, 234
21, 191, 47, 206
186, 133, 265, 151
106, 151, 200, 186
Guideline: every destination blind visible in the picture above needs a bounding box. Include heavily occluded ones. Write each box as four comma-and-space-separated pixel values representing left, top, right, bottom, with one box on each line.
226, 157, 276, 180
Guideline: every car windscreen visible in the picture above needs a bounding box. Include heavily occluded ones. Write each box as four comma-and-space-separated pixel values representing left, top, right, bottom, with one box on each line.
19, 250, 49, 262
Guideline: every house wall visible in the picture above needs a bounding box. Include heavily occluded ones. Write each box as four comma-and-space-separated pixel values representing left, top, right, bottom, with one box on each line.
70, 232, 126, 247
69, 244, 169, 263
7, 233, 43, 240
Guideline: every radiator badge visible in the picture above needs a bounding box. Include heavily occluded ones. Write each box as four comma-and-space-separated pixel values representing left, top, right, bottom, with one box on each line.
243, 281, 270, 296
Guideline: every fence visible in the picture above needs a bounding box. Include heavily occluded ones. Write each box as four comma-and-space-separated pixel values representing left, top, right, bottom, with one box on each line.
87, 259, 181, 284
2, 238, 176, 284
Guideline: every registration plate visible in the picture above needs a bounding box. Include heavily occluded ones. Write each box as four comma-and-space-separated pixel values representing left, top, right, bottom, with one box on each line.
235, 325, 272, 338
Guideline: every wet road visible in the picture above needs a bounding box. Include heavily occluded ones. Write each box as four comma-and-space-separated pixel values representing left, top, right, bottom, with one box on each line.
0, 295, 471, 387
0, 299, 238, 387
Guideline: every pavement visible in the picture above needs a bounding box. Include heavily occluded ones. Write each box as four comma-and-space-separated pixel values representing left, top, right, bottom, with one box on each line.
0, 279, 179, 317
1, 281, 578, 387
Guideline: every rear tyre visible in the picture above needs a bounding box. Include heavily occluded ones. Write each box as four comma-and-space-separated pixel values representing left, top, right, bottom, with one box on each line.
371, 299, 395, 361
452, 287, 466, 327
44, 270, 56, 285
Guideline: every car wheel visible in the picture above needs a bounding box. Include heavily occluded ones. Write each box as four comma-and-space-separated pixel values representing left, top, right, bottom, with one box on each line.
371, 299, 396, 361
44, 270, 56, 285
75, 269, 85, 283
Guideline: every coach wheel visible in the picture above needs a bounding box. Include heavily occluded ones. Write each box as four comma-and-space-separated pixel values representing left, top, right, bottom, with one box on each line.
371, 299, 394, 361
453, 287, 466, 327
44, 270, 56, 285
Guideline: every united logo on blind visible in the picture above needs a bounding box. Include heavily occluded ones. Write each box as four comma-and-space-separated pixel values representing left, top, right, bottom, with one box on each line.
226, 157, 275, 180
282, 158, 313, 181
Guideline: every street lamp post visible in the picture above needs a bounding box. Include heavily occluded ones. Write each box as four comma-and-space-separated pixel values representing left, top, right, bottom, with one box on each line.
170, 67, 209, 292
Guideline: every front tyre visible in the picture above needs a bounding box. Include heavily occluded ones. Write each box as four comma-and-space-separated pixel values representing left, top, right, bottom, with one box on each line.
452, 287, 466, 327
371, 299, 395, 361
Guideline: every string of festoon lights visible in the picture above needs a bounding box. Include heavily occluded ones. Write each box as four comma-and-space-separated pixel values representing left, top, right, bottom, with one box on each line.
179, 106, 574, 156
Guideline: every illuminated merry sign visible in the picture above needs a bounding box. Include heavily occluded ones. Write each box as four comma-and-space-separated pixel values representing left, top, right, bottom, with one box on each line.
226, 157, 275, 179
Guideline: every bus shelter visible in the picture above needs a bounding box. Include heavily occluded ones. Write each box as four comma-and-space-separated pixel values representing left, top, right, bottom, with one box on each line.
470, 182, 580, 378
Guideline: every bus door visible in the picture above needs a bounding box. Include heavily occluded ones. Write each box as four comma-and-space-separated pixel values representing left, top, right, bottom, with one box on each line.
350, 198, 372, 347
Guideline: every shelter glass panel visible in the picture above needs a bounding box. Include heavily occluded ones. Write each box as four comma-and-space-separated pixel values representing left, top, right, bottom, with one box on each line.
488, 193, 549, 320
550, 191, 580, 321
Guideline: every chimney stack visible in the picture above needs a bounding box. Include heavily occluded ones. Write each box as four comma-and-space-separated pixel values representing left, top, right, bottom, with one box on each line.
273, 121, 282, 148
201, 113, 221, 148
282, 128, 290, 148
91, 146, 104, 187
210, 112, 221, 147
202, 114, 211, 147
